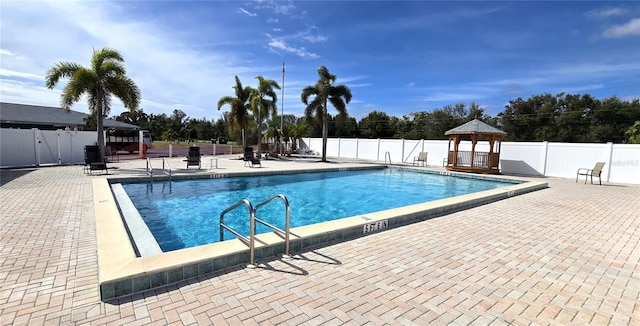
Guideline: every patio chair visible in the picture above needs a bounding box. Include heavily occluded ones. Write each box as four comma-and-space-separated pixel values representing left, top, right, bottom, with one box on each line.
243, 146, 261, 168
84, 145, 108, 175
576, 162, 605, 185
243, 147, 255, 161
413, 152, 428, 167
186, 146, 201, 169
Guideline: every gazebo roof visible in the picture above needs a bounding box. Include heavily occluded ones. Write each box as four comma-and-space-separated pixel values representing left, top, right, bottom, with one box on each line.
444, 119, 506, 136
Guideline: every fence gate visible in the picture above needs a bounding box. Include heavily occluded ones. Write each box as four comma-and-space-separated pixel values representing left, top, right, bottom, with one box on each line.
0, 128, 98, 168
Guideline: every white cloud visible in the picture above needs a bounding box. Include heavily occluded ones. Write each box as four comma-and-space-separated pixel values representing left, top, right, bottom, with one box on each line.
253, 0, 296, 16
541, 62, 638, 77
586, 7, 624, 19
0, 49, 16, 56
422, 92, 486, 102
557, 83, 604, 94
273, 1, 295, 15
302, 35, 328, 43
267, 18, 279, 23
620, 94, 640, 102
239, 8, 257, 17
0, 79, 77, 110
273, 28, 282, 32
0, 1, 264, 120
603, 18, 640, 38
0, 68, 42, 80
266, 37, 318, 59
346, 83, 372, 88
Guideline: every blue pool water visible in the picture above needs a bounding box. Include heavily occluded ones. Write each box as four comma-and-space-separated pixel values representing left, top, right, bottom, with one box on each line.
120, 169, 514, 252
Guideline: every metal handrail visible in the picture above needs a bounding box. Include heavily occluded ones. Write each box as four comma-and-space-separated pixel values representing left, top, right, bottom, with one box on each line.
162, 157, 172, 181
254, 194, 291, 258
384, 151, 392, 165
146, 157, 153, 180
219, 199, 256, 267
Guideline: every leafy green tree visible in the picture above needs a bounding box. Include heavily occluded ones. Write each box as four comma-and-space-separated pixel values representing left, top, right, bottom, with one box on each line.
359, 110, 393, 138
590, 96, 640, 143
407, 111, 429, 139
45, 47, 140, 158
498, 93, 640, 142
389, 115, 413, 139
217, 76, 254, 148
270, 114, 298, 150
114, 108, 148, 127
625, 121, 640, 144
169, 109, 188, 137
161, 130, 179, 142
250, 76, 280, 157
287, 119, 308, 151
84, 111, 98, 130
301, 66, 352, 161
146, 113, 170, 141
213, 113, 228, 140
499, 98, 540, 141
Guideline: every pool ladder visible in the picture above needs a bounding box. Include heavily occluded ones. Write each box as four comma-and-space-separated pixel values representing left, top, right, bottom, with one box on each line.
146, 157, 172, 182
219, 194, 291, 268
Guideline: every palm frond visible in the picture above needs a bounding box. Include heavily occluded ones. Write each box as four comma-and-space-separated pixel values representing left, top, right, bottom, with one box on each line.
100, 61, 127, 77
217, 96, 235, 110
45, 62, 83, 89
91, 47, 124, 72
331, 84, 352, 104
106, 75, 141, 111
301, 85, 319, 105
328, 97, 347, 115
59, 68, 95, 110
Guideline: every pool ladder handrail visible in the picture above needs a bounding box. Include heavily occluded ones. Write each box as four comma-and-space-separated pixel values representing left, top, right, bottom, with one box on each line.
219, 194, 291, 268
219, 199, 256, 267
384, 151, 392, 165
161, 157, 172, 181
254, 194, 291, 259
146, 157, 153, 179
146, 157, 172, 182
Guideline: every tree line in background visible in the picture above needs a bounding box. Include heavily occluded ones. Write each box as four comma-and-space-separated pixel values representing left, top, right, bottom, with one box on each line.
110, 92, 639, 145
46, 48, 639, 163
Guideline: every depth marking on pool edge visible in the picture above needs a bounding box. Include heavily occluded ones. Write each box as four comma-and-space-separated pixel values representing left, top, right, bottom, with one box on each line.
363, 219, 389, 233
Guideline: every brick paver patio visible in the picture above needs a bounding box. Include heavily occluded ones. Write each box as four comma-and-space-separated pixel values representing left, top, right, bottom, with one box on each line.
1, 159, 639, 325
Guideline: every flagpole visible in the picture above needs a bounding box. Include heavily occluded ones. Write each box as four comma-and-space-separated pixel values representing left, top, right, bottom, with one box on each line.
281, 62, 285, 154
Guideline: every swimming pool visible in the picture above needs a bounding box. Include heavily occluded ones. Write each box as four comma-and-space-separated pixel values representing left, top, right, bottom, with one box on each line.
97, 165, 547, 300
121, 168, 516, 252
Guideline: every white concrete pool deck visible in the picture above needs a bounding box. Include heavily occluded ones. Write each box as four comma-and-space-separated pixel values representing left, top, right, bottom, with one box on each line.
1, 154, 639, 325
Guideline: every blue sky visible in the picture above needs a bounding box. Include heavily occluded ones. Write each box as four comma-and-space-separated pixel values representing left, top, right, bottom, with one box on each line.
1, 1, 638, 122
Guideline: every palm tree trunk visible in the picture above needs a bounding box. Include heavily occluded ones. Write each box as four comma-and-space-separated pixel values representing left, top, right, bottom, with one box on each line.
257, 108, 262, 158
322, 101, 328, 162
97, 106, 106, 161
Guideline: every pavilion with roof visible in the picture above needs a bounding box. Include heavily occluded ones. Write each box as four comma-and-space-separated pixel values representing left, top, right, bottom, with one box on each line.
444, 119, 507, 174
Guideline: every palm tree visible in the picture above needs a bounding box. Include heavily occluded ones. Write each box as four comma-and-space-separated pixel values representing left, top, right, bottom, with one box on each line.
250, 76, 280, 157
45, 47, 140, 159
287, 120, 307, 152
217, 76, 254, 148
301, 66, 352, 162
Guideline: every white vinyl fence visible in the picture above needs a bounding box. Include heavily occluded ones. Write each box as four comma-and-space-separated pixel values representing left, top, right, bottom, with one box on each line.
300, 137, 640, 184
1, 128, 98, 168
2, 128, 638, 184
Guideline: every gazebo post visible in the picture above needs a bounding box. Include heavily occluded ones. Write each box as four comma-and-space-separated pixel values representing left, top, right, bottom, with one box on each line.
470, 134, 477, 168
453, 136, 460, 166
